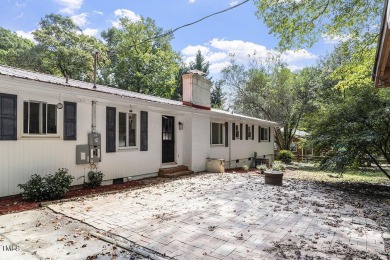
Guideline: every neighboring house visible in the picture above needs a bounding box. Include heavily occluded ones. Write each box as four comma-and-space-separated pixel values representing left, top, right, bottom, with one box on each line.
288, 130, 314, 159
0, 66, 278, 197
373, 0, 390, 87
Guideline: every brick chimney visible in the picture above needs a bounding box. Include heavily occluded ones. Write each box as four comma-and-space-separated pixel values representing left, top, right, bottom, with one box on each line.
182, 70, 212, 110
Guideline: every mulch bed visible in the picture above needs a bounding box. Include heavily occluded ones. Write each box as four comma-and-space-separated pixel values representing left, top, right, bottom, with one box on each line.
0, 180, 142, 215
225, 168, 259, 173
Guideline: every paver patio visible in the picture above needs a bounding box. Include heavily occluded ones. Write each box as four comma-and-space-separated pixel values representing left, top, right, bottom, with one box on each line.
48, 172, 387, 259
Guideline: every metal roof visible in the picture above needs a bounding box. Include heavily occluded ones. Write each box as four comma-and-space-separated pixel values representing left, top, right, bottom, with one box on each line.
0, 65, 279, 126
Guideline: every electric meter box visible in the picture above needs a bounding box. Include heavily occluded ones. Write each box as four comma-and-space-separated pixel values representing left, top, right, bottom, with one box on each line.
88, 133, 101, 146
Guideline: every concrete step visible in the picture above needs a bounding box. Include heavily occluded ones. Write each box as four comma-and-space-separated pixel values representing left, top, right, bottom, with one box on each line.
158, 165, 189, 175
159, 170, 194, 178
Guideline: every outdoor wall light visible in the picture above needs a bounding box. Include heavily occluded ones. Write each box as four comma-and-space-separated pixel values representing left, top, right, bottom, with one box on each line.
178, 122, 183, 130
56, 103, 63, 109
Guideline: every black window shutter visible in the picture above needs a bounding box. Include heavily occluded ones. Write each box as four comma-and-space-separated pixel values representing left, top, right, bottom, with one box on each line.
224, 122, 228, 147
258, 126, 261, 142
63, 101, 77, 140
245, 124, 248, 140
0, 93, 17, 140
232, 123, 235, 140
140, 111, 148, 151
252, 125, 255, 140
268, 127, 271, 142
240, 123, 243, 140
106, 107, 116, 153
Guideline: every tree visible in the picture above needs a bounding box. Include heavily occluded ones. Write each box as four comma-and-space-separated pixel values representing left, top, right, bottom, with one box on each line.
310, 85, 390, 179
211, 80, 225, 109
305, 40, 390, 179
221, 54, 317, 149
189, 50, 210, 77
254, 0, 382, 50
102, 17, 180, 98
0, 27, 34, 68
33, 14, 107, 81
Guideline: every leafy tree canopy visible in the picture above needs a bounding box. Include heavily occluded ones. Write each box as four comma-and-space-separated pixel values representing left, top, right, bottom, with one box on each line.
33, 14, 108, 81
102, 17, 180, 98
0, 27, 34, 67
254, 0, 383, 50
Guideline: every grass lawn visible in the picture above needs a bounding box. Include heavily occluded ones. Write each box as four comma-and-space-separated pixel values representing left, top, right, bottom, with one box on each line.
284, 163, 390, 185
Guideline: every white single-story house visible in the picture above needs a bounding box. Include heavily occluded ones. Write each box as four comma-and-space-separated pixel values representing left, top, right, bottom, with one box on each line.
0, 66, 278, 197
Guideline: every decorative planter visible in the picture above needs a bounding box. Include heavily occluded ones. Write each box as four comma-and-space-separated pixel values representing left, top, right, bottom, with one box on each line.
206, 158, 225, 173
264, 171, 283, 186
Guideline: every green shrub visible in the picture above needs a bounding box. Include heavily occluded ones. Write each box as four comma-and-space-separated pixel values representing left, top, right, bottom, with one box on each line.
242, 164, 249, 171
83, 171, 104, 188
18, 168, 74, 202
272, 161, 286, 171
276, 150, 295, 163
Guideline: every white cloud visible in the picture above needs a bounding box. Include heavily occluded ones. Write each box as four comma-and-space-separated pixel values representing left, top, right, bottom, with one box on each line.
112, 9, 141, 28
71, 13, 88, 27
188, 0, 196, 3
322, 34, 351, 44
287, 65, 303, 71
16, 30, 36, 43
230, 1, 239, 7
55, 0, 83, 14
114, 9, 141, 21
14, 13, 24, 20
15, 1, 26, 8
83, 28, 99, 37
281, 49, 316, 62
93, 10, 104, 15
181, 38, 317, 76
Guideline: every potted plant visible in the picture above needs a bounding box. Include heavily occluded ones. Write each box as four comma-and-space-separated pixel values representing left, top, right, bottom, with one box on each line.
264, 161, 285, 186
256, 164, 267, 174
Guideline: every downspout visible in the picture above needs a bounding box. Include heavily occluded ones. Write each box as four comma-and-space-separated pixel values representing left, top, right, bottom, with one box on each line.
91, 50, 98, 133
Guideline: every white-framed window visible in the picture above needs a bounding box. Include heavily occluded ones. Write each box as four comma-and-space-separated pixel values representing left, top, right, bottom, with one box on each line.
23, 101, 57, 134
235, 124, 240, 138
119, 112, 137, 147
260, 127, 269, 141
211, 122, 223, 145
247, 125, 252, 139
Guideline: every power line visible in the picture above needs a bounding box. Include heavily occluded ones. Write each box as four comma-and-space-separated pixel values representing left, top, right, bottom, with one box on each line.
122, 0, 250, 49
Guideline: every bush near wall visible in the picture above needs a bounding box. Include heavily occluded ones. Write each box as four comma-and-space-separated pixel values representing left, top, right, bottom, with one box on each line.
276, 150, 295, 164
18, 168, 74, 202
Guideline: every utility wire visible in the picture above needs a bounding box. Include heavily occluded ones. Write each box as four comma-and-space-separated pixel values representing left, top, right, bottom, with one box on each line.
115, 0, 250, 50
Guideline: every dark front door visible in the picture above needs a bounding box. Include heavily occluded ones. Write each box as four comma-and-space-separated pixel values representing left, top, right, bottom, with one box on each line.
162, 116, 175, 163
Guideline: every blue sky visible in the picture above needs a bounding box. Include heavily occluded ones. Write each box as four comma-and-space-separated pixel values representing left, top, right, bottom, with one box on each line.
2, 0, 338, 77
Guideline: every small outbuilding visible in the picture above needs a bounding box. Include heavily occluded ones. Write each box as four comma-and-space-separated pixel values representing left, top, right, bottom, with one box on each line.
0, 66, 278, 197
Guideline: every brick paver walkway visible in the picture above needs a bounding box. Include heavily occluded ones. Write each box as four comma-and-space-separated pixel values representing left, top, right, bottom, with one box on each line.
48, 173, 386, 259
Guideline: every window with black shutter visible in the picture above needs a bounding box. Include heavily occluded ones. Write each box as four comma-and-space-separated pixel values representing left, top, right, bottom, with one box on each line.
252, 125, 255, 140
232, 123, 235, 140
224, 122, 228, 147
245, 124, 249, 140
258, 126, 261, 142
140, 111, 148, 151
64, 101, 76, 140
269, 127, 271, 142
106, 107, 116, 153
240, 123, 243, 140
0, 93, 17, 140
